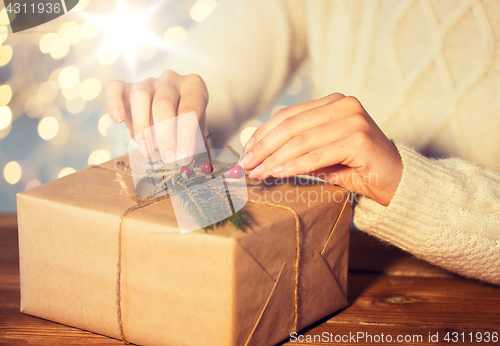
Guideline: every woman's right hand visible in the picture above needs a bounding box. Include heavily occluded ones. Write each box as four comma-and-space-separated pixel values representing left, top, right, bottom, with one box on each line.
106, 70, 209, 164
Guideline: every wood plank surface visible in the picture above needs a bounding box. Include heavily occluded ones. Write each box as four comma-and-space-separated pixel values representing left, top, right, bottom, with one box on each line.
1, 214, 499, 345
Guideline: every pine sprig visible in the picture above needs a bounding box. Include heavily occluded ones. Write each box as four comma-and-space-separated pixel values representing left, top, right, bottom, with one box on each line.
203, 210, 250, 231
145, 163, 250, 232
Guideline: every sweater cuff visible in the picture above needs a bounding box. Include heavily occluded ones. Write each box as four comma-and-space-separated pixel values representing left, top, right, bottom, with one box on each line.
353, 141, 448, 253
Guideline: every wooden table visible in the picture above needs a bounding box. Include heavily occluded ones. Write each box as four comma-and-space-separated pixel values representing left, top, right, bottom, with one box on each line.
1, 213, 499, 345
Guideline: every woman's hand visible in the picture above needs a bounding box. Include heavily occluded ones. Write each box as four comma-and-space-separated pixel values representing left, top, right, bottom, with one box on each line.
241, 93, 403, 206
106, 70, 209, 164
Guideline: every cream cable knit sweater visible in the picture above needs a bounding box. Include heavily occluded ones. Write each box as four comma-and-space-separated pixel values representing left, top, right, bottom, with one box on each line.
142, 0, 500, 284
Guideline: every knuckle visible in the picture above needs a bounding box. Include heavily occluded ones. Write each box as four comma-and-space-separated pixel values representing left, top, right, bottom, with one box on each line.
326, 92, 345, 102
161, 69, 178, 79
273, 107, 288, 119
279, 116, 297, 131
308, 149, 322, 163
130, 87, 151, 99
349, 113, 369, 130
353, 130, 371, 147
185, 73, 203, 84
293, 133, 307, 147
152, 97, 174, 111
343, 95, 362, 110
344, 95, 360, 104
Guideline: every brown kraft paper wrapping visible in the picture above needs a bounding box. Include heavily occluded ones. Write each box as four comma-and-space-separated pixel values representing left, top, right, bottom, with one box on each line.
17, 157, 351, 346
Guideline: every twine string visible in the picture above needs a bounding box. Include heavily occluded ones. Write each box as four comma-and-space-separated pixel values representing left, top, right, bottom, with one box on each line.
247, 200, 301, 333
87, 159, 301, 343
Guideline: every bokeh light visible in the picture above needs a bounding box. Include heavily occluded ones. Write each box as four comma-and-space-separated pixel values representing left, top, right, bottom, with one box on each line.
38, 81, 59, 104
49, 68, 62, 84
190, 0, 217, 22
0, 26, 8, 45
0, 85, 12, 106
0, 44, 13, 66
72, 0, 89, 12
58, 66, 80, 88
66, 97, 86, 114
0, 106, 12, 130
98, 48, 119, 65
4, 161, 22, 185
164, 26, 187, 46
0, 8, 16, 26
50, 38, 70, 60
240, 126, 257, 146
0, 122, 11, 139
40, 33, 58, 53
88, 150, 111, 165
24, 95, 44, 119
80, 20, 101, 40
38, 116, 59, 140
58, 167, 76, 178
51, 120, 69, 146
98, 113, 113, 136
25, 179, 42, 190
81, 78, 101, 100
61, 80, 81, 100
137, 45, 157, 61
59, 21, 81, 45
92, 1, 161, 67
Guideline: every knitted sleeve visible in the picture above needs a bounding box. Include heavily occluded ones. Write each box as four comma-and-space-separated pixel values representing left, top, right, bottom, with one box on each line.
353, 141, 500, 285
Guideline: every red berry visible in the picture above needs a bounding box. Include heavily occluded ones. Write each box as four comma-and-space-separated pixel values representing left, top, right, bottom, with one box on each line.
230, 165, 244, 179
179, 166, 192, 177
200, 161, 213, 174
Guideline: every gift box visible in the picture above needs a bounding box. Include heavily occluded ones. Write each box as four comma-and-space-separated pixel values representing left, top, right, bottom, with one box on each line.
17, 156, 351, 346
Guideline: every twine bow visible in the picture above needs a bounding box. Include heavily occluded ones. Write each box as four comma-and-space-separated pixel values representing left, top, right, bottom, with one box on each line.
88, 158, 301, 344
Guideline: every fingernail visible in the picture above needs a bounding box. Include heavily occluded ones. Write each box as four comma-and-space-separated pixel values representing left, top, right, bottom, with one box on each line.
240, 152, 253, 168
243, 137, 255, 153
177, 148, 191, 165
162, 150, 176, 164
249, 164, 265, 180
270, 165, 283, 175
112, 108, 123, 122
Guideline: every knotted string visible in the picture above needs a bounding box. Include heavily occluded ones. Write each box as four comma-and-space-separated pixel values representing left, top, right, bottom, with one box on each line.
87, 158, 301, 343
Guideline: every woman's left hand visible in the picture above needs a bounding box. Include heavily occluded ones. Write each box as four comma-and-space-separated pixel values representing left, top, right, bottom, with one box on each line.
240, 93, 403, 206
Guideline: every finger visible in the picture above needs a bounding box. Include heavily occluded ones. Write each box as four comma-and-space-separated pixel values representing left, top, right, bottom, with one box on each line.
243, 93, 345, 153
122, 104, 133, 133
176, 75, 209, 165
243, 96, 366, 171
106, 80, 128, 123
254, 121, 342, 177
264, 137, 354, 179
152, 83, 179, 164
242, 102, 337, 171
130, 80, 156, 156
